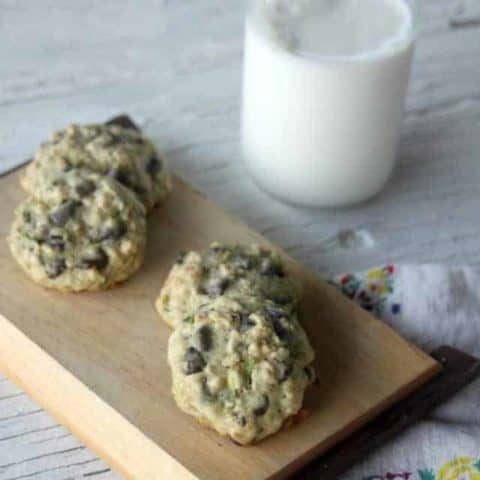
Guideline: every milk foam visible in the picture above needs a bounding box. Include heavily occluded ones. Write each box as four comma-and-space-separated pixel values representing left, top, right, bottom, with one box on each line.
253, 0, 413, 58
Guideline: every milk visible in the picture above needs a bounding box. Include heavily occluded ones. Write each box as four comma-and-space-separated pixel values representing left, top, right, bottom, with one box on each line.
242, 0, 415, 207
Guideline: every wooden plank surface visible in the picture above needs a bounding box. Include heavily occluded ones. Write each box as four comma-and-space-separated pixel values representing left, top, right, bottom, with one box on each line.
0, 168, 439, 480
1, 0, 480, 478
296, 346, 480, 479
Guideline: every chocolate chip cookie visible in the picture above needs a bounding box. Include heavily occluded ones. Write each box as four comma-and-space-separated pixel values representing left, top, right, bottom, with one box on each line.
156, 243, 302, 328
168, 296, 315, 445
9, 170, 147, 291
21, 123, 171, 211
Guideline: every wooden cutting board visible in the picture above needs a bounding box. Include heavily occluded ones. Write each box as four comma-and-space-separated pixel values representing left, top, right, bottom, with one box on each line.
0, 131, 440, 480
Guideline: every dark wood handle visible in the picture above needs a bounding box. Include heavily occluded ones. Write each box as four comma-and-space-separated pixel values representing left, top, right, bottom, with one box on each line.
294, 346, 480, 479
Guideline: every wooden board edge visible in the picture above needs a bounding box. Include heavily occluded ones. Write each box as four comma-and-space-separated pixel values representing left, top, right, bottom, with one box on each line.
0, 313, 199, 480
0, 167, 442, 480
317, 275, 441, 369
294, 346, 480, 480
276, 357, 442, 479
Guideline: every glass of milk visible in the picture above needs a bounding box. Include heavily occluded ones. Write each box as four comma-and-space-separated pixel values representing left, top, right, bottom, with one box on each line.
242, 0, 418, 207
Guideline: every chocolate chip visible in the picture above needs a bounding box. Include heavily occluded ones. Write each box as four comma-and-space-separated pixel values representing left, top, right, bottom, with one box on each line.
195, 325, 213, 352
108, 168, 131, 187
304, 365, 315, 381
23, 211, 32, 223
63, 160, 73, 172
175, 251, 187, 265
77, 248, 108, 271
259, 257, 284, 277
231, 253, 253, 270
106, 115, 139, 131
253, 395, 269, 416
75, 179, 96, 197
184, 347, 206, 375
273, 295, 292, 306
277, 362, 293, 382
45, 258, 66, 279
97, 221, 127, 242
45, 234, 65, 252
199, 277, 229, 298
49, 200, 78, 227
237, 415, 247, 427
146, 156, 163, 176
264, 304, 287, 321
133, 185, 147, 196
103, 132, 125, 147
271, 318, 289, 341
239, 313, 256, 333
264, 305, 291, 340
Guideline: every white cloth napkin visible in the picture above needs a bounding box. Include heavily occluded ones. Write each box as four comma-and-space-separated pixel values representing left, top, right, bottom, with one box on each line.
329, 264, 480, 480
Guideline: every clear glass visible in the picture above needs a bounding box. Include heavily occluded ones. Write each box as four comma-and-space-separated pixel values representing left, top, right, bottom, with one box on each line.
242, 0, 418, 207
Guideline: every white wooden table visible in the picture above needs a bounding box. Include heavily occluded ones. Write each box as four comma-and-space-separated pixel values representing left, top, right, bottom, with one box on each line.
1, 0, 480, 478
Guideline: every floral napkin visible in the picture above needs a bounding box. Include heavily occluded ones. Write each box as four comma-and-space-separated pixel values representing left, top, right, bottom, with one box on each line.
330, 265, 480, 480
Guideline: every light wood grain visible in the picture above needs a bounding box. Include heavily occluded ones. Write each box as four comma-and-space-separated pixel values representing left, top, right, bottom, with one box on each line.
0, 316, 197, 480
0, 170, 439, 480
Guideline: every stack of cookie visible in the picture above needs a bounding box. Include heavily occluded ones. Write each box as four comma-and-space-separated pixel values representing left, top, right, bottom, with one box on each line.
8, 119, 316, 445
8, 122, 171, 291
156, 243, 316, 445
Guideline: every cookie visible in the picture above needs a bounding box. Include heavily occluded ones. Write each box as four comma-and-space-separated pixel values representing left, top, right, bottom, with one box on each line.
168, 296, 315, 445
156, 243, 302, 328
21, 123, 171, 211
8, 170, 147, 292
